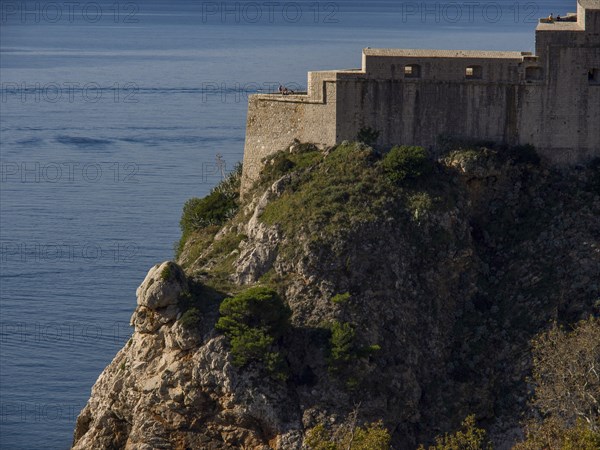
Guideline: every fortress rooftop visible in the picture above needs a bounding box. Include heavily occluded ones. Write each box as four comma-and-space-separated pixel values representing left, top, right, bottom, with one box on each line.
362, 49, 527, 59
536, 20, 583, 31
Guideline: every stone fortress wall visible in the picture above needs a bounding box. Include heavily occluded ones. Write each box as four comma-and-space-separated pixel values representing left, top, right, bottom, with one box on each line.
241, 0, 600, 192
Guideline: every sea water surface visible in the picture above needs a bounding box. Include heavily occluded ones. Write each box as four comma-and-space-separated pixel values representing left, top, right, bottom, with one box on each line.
0, 1, 572, 448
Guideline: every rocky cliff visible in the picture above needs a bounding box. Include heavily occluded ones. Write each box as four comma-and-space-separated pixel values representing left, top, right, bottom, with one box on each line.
72, 142, 600, 449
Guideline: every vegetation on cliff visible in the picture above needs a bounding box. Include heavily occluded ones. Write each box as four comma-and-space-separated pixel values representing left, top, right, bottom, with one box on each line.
306, 409, 391, 450
176, 162, 242, 258
216, 286, 291, 379
72, 140, 600, 450
515, 317, 600, 449
173, 140, 599, 448
415, 318, 600, 449
418, 415, 493, 450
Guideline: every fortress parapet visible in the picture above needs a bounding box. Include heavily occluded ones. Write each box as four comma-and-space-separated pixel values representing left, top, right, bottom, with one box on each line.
241, 0, 600, 193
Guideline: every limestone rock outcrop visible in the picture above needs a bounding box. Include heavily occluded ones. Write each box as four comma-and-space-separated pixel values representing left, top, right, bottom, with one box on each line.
73, 261, 300, 449
130, 261, 187, 333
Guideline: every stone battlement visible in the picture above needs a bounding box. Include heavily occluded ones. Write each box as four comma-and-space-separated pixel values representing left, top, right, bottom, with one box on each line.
241, 0, 600, 193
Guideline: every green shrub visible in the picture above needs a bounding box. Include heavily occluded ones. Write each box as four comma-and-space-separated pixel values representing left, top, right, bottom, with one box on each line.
306, 417, 391, 450
328, 321, 379, 388
180, 191, 237, 235
213, 162, 242, 198
258, 145, 323, 188
331, 292, 351, 304
356, 126, 380, 146
406, 192, 434, 219
381, 145, 433, 183
160, 264, 172, 281
352, 421, 392, 450
177, 163, 241, 257
208, 232, 246, 261
260, 143, 387, 237
306, 423, 338, 450
330, 321, 356, 366
418, 415, 492, 450
515, 417, 600, 450
216, 286, 291, 379
262, 155, 296, 181
227, 326, 274, 362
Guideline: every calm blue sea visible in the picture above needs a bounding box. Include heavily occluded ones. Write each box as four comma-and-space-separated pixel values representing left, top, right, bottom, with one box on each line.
0, 1, 571, 448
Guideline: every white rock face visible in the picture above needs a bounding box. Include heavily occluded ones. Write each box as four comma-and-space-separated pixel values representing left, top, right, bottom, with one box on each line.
235, 177, 285, 284
136, 261, 188, 309
129, 262, 188, 333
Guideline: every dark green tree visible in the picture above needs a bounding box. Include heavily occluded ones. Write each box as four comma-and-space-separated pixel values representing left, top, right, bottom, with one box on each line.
216, 286, 291, 379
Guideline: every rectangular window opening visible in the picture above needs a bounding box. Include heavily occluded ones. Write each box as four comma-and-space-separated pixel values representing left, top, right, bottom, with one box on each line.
404, 64, 421, 78
465, 65, 482, 79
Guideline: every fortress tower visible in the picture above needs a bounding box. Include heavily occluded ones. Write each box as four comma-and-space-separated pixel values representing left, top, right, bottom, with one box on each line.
241, 0, 600, 192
